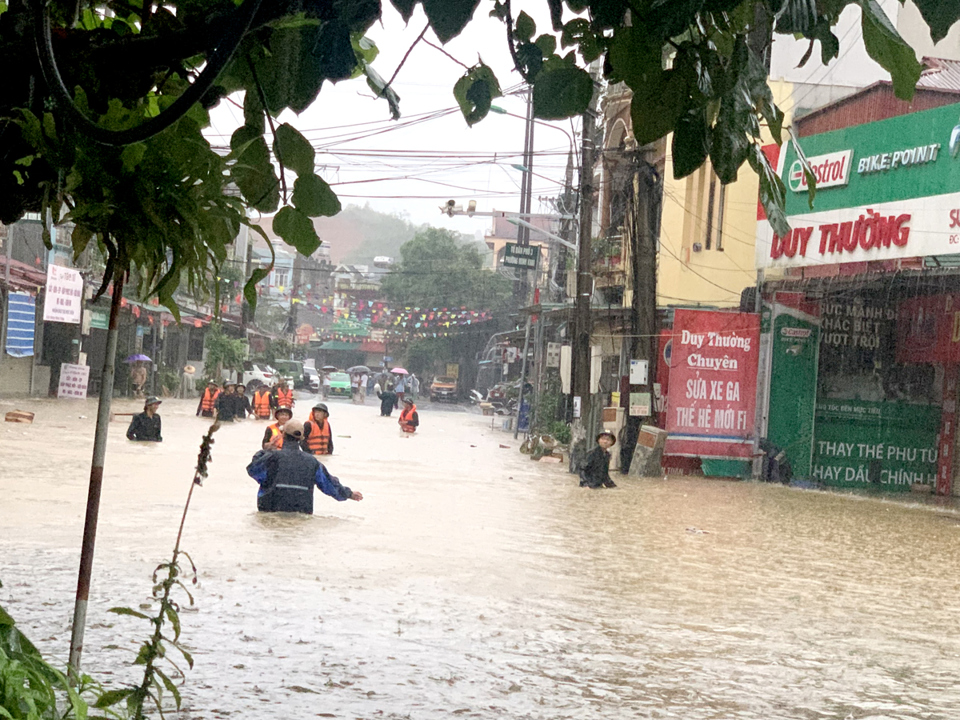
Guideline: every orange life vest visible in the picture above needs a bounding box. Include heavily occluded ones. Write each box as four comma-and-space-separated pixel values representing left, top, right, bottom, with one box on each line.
201, 387, 220, 413
276, 387, 294, 408
304, 418, 331, 455
253, 389, 272, 418
266, 423, 283, 446
399, 404, 418, 433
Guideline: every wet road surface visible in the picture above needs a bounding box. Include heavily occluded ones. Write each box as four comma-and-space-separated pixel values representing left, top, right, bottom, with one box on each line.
3, 395, 960, 719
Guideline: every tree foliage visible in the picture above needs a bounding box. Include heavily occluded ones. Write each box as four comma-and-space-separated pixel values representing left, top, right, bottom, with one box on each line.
0, 0, 944, 309
202, 322, 245, 376
380, 228, 512, 310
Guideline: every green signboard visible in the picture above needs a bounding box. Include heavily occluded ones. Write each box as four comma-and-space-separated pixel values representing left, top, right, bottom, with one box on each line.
757, 101, 960, 269
502, 243, 540, 269
89, 309, 109, 330
767, 304, 819, 478
812, 400, 939, 491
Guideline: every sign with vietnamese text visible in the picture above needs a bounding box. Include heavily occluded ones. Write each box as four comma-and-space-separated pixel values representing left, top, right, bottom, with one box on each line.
58, 363, 90, 399
43, 264, 83, 324
665, 310, 760, 459
757, 103, 960, 270
502, 243, 540, 269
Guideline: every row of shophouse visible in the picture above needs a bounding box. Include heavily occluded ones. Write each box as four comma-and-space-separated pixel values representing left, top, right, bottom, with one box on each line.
513, 1, 960, 496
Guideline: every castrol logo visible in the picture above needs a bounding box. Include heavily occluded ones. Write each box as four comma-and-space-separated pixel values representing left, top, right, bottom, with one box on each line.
788, 150, 853, 192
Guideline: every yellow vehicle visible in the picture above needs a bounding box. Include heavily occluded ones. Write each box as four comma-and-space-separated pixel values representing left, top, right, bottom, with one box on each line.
430, 376, 458, 403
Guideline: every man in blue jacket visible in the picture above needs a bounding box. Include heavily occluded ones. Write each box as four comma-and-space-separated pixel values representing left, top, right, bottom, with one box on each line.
246, 419, 363, 514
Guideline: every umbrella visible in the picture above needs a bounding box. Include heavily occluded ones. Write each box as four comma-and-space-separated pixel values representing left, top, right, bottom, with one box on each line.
124, 354, 152, 363
347, 365, 371, 374
322, 365, 338, 372
391, 367, 409, 375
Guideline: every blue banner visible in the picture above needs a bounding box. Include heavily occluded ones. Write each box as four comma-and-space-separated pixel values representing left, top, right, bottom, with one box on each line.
6, 292, 36, 357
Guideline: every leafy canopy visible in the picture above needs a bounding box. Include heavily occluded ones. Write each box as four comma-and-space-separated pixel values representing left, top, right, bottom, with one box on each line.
0, 0, 942, 312
380, 228, 513, 310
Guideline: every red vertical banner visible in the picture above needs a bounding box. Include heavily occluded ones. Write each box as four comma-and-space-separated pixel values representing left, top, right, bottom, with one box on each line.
937, 364, 958, 496
665, 309, 761, 459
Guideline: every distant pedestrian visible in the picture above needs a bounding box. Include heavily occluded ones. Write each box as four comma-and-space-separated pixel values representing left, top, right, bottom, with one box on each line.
378, 383, 398, 417
215, 383, 239, 422
395, 374, 405, 405
129, 362, 148, 398
179, 365, 197, 398
247, 419, 362, 514
127, 397, 163, 442
399, 397, 419, 435
302, 403, 333, 456
359, 372, 369, 404
350, 373, 360, 404
235, 383, 253, 419
272, 378, 295, 410
408, 374, 419, 401
262, 406, 293, 449
321, 372, 331, 400
579, 432, 618, 489
197, 380, 220, 417
252, 384, 273, 419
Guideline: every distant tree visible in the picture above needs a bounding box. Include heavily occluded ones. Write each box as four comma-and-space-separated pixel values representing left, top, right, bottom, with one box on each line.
380, 228, 512, 311
203, 322, 246, 380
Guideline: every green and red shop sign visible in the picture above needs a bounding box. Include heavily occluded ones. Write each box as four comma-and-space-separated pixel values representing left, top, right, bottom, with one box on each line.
756, 102, 960, 269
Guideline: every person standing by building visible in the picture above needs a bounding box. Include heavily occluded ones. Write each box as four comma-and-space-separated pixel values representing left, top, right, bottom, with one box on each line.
350, 373, 360, 404
127, 397, 163, 442
408, 373, 419, 401
196, 380, 220, 418
579, 432, 618, 489
247, 420, 362, 513
378, 382, 398, 417
302, 403, 333, 456
398, 397, 419, 435
252, 384, 273, 419
129, 361, 148, 398
358, 372, 369, 404
395, 374, 406, 405
262, 406, 293, 449
321, 372, 331, 400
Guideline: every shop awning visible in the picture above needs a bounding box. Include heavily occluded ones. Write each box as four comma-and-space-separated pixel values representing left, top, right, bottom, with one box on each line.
319, 341, 361, 351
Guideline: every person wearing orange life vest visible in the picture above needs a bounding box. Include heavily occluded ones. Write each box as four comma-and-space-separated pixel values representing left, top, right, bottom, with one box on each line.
196, 380, 220, 418
262, 406, 293, 449
398, 397, 419, 435
301, 403, 334, 456
272, 379, 294, 410
252, 385, 273, 419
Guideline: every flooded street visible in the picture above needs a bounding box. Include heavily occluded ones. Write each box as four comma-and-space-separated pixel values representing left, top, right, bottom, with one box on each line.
4, 396, 960, 719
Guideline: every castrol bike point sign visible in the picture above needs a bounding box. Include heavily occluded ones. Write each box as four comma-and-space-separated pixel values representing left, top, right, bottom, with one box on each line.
665, 310, 760, 459
756, 103, 960, 269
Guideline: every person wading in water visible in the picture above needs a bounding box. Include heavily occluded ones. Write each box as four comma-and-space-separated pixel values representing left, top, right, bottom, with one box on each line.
302, 403, 333, 456
399, 397, 419, 435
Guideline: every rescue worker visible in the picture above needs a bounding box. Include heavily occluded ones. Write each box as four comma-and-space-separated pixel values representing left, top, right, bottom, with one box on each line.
235, 383, 253, 419
272, 378, 295, 410
196, 380, 220, 418
247, 419, 362, 513
398, 397, 419, 434
252, 384, 273, 419
262, 406, 293, 449
302, 403, 333, 456
579, 431, 618, 489
127, 396, 163, 442
215, 382, 238, 422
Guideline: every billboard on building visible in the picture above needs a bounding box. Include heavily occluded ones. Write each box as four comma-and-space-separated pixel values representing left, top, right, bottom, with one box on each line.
665, 309, 760, 459
43, 264, 83, 324
756, 103, 960, 270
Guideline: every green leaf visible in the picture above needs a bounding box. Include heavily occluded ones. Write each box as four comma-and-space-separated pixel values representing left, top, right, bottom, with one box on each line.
391, 0, 418, 22
774, 0, 818, 34
317, 19, 357, 81
230, 132, 280, 213
292, 174, 341, 217
453, 63, 502, 126
912, 0, 960, 43
243, 90, 265, 134
108, 607, 152, 620
154, 667, 182, 709
672, 107, 711, 179
94, 688, 135, 708
748, 144, 790, 238
422, 0, 481, 43
243, 266, 270, 312
273, 123, 315, 176
363, 62, 402, 120
120, 143, 146, 173
273, 206, 321, 255
606, 26, 662, 90
71, 225, 94, 259
534, 33, 557, 57
352, 34, 379, 64
532, 66, 593, 120
515, 11, 536, 42
630, 70, 687, 144
858, 0, 922, 101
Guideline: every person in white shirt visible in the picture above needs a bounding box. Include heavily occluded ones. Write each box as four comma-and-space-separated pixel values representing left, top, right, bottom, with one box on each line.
359, 373, 369, 404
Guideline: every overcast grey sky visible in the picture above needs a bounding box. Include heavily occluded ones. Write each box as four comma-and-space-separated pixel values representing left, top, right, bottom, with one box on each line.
208, 2, 581, 242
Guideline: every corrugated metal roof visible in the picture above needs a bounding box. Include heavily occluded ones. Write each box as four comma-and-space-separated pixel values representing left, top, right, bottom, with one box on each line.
918, 57, 960, 92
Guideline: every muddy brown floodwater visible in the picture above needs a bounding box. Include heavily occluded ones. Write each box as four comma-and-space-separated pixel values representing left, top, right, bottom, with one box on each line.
4, 396, 960, 719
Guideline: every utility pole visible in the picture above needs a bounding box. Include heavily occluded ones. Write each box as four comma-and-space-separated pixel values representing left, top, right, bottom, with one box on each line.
515, 88, 535, 308
621, 153, 661, 471
569, 78, 598, 465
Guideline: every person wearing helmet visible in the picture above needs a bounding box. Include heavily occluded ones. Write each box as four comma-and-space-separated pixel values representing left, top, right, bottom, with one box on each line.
262, 406, 293, 449
126, 397, 163, 442
302, 403, 333, 456
246, 419, 363, 513
579, 431, 618, 489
